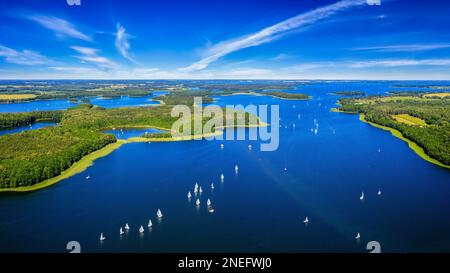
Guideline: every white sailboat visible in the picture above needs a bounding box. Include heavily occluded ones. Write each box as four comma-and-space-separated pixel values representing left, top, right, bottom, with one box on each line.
187, 191, 192, 198
220, 143, 224, 149
157, 209, 163, 218
139, 225, 144, 233
199, 187, 203, 194
125, 223, 130, 230
120, 227, 124, 235
196, 198, 200, 206
378, 189, 382, 196
86, 175, 90, 180
378, 147, 381, 153
303, 217, 309, 224
207, 198, 211, 206
235, 165, 239, 173
360, 192, 365, 201
220, 174, 224, 182
284, 167, 288, 172
211, 183, 214, 190
355, 233, 361, 239
100, 233, 106, 241
248, 144, 252, 150
194, 183, 198, 194
208, 207, 215, 213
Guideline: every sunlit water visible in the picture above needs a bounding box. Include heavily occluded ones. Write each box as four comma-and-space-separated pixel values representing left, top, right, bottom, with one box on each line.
0, 81, 449, 253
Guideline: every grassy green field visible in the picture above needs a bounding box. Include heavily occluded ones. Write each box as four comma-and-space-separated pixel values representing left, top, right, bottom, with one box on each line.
392, 114, 427, 126
0, 94, 37, 102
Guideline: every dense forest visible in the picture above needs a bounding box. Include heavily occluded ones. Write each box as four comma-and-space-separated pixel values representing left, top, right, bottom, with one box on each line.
0, 111, 63, 129
0, 126, 115, 188
338, 96, 450, 166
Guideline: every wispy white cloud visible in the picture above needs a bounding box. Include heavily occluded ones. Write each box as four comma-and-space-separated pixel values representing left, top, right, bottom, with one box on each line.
115, 23, 137, 63
26, 14, 91, 41
348, 59, 450, 68
180, 0, 367, 71
272, 53, 296, 61
352, 43, 450, 52
0, 44, 53, 65
70, 46, 118, 69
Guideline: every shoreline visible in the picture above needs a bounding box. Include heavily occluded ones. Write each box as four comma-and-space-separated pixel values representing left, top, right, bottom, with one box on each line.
0, 140, 128, 193
333, 109, 449, 169
0, 122, 268, 193
358, 114, 449, 169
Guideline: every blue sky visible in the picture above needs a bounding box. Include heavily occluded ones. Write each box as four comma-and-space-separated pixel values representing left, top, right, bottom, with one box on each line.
0, 0, 450, 80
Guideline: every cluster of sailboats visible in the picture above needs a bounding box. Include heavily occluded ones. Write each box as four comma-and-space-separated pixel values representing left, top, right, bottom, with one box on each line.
188, 179, 218, 214
99, 209, 163, 241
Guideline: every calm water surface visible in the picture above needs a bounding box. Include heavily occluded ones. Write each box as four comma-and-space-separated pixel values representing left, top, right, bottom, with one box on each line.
0, 81, 449, 252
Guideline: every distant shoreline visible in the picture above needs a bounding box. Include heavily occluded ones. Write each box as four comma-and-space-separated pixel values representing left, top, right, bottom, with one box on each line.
219, 92, 310, 100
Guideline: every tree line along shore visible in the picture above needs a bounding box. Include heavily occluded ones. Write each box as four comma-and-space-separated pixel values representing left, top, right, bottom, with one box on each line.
336, 94, 449, 168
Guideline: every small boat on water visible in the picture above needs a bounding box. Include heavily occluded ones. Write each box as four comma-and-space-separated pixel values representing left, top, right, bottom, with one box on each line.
235, 165, 239, 173
148, 219, 153, 228
360, 192, 365, 201
303, 217, 309, 224
199, 187, 203, 194
211, 183, 214, 190
139, 226, 144, 233
196, 198, 200, 206
125, 223, 130, 230
220, 144, 224, 149
187, 191, 192, 198
100, 233, 106, 241
86, 175, 90, 180
284, 167, 288, 171
120, 227, 124, 235
248, 144, 252, 150
207, 198, 211, 206
378, 189, 382, 196
208, 208, 215, 213
220, 174, 224, 181
355, 233, 361, 240
157, 209, 163, 218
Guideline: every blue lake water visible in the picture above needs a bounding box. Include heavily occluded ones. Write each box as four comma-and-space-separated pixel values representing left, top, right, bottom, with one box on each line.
0, 122, 57, 137
0, 92, 166, 113
0, 81, 449, 253
104, 128, 166, 140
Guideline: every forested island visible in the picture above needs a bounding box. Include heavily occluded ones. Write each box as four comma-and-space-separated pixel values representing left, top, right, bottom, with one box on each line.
0, 81, 310, 191
0, 103, 262, 190
336, 94, 450, 168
